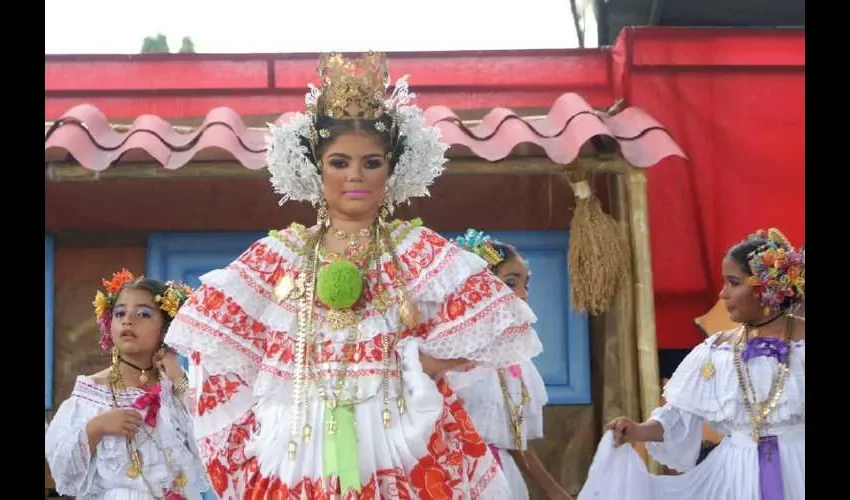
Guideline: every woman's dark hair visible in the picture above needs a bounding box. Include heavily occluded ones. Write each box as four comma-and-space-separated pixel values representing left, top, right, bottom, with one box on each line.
117, 277, 175, 334
726, 238, 795, 311
303, 115, 407, 175
727, 238, 768, 274
490, 241, 520, 273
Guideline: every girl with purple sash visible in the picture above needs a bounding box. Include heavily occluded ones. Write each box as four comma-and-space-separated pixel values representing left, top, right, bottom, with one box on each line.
578, 228, 805, 500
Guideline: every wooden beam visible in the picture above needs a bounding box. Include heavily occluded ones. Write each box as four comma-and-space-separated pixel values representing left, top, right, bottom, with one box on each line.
45, 156, 631, 182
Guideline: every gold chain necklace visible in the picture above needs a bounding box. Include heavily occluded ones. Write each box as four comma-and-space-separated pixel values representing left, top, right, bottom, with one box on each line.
497, 368, 530, 450
108, 370, 187, 499
288, 224, 406, 460
330, 226, 372, 250
733, 316, 792, 442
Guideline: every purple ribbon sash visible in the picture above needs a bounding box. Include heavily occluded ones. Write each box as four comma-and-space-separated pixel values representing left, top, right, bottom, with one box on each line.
742, 337, 790, 363
758, 435, 785, 500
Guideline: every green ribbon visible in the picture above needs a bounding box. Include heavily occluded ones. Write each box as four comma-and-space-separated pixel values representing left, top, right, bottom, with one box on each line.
323, 405, 360, 494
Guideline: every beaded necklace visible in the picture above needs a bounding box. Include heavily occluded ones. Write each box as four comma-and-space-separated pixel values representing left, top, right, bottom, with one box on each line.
733, 315, 793, 442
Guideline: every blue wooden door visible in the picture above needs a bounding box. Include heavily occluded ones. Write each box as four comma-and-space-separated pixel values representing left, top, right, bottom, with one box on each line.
442, 231, 591, 404
147, 230, 591, 405
46, 235, 56, 412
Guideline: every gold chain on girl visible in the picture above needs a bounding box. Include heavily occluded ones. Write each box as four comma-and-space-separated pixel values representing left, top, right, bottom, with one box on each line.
732, 228, 804, 442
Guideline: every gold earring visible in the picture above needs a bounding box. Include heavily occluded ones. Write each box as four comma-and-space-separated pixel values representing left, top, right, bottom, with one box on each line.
763, 306, 771, 317
317, 198, 330, 228
378, 202, 390, 225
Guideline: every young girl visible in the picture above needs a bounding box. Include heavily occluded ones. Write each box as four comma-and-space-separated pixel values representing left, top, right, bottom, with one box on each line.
45, 270, 209, 499
579, 228, 805, 500
450, 229, 573, 500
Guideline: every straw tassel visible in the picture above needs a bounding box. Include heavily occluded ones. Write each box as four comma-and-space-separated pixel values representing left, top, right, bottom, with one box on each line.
567, 178, 630, 315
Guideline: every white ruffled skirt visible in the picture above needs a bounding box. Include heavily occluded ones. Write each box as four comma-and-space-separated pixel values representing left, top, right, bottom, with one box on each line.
578, 427, 805, 500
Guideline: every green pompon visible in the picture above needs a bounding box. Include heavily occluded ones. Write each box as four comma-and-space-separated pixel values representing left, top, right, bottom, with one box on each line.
316, 260, 362, 310
268, 229, 280, 238
409, 217, 423, 227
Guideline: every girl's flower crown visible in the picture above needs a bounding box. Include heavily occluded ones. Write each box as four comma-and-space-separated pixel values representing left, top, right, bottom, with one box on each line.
454, 228, 505, 268
93, 269, 194, 351
744, 228, 805, 311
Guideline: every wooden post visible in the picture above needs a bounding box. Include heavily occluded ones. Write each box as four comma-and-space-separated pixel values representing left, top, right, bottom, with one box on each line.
625, 166, 662, 475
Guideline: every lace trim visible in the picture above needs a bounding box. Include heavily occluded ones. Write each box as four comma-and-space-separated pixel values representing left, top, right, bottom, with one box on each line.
661, 334, 805, 426
167, 223, 542, 384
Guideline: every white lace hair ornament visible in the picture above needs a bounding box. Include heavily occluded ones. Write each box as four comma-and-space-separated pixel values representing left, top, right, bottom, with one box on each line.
265, 52, 449, 212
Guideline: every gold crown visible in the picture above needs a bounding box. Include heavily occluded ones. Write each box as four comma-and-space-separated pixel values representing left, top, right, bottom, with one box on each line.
313, 52, 390, 120
479, 243, 505, 267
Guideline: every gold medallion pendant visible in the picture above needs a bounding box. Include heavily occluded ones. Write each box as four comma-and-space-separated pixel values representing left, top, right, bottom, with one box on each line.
173, 471, 188, 488
274, 275, 295, 302
126, 465, 140, 479
701, 361, 715, 381
126, 449, 143, 479
327, 308, 360, 330
274, 273, 306, 302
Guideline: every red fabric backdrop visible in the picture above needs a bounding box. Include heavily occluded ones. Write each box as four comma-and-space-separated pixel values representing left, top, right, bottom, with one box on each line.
613, 27, 805, 349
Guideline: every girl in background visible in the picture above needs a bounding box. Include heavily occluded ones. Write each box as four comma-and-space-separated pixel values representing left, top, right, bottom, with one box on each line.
451, 229, 573, 500
45, 270, 208, 500
579, 228, 805, 500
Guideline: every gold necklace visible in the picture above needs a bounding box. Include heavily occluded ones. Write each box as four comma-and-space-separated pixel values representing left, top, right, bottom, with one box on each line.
497, 368, 530, 450
330, 226, 372, 250
108, 370, 186, 499
733, 317, 793, 441
288, 226, 405, 460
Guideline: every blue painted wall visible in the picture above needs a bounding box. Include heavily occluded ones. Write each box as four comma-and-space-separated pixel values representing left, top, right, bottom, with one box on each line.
147, 229, 591, 405
45, 235, 55, 411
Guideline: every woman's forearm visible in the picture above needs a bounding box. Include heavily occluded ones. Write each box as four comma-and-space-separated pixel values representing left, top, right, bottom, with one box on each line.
636, 420, 665, 443
418, 352, 472, 378
437, 357, 471, 371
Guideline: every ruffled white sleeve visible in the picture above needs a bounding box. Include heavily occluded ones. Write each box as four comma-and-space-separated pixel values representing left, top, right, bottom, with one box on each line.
165, 235, 282, 499
44, 396, 99, 497
400, 226, 543, 367
645, 404, 705, 472
643, 338, 717, 472
522, 360, 548, 441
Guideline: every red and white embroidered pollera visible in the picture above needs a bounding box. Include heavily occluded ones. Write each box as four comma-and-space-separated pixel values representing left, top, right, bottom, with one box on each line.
165, 221, 543, 499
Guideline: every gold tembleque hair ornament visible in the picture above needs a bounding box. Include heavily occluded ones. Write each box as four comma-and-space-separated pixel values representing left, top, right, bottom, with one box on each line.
265, 51, 449, 211
313, 53, 390, 120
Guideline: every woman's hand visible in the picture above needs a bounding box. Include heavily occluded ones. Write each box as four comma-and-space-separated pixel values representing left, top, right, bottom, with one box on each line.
418, 353, 474, 379
605, 416, 664, 446
155, 346, 185, 384
605, 416, 639, 447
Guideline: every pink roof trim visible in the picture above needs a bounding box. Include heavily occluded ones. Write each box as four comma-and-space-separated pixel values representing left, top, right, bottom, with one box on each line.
45, 94, 686, 171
